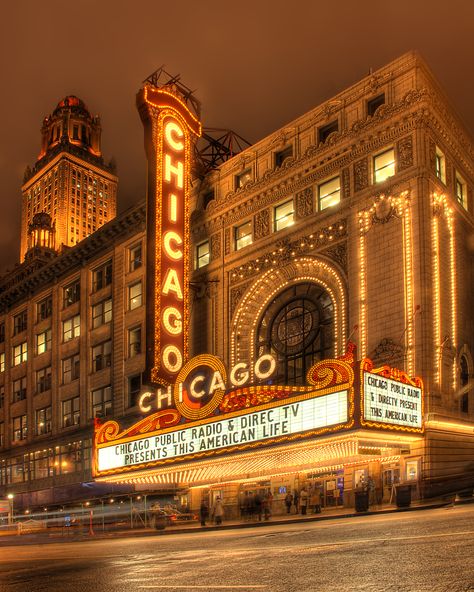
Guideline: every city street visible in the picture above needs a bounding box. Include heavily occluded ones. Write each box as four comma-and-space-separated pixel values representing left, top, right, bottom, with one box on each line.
0, 504, 473, 592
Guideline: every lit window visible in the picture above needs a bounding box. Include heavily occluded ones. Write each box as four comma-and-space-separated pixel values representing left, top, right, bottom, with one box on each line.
63, 280, 80, 308
128, 243, 142, 272
367, 94, 385, 116
92, 341, 112, 372
435, 147, 446, 184
275, 145, 293, 168
62, 397, 80, 428
62, 354, 80, 384
12, 377, 27, 402
13, 415, 28, 441
128, 282, 143, 310
36, 407, 52, 436
318, 120, 338, 144
91, 386, 112, 418
235, 221, 253, 251
12, 342, 28, 366
63, 315, 80, 342
274, 200, 295, 231
235, 169, 252, 190
196, 242, 210, 269
92, 260, 113, 292
36, 328, 52, 355
318, 176, 341, 211
455, 173, 467, 209
36, 366, 52, 394
128, 326, 142, 358
92, 298, 112, 328
373, 149, 395, 183
0, 352, 4, 373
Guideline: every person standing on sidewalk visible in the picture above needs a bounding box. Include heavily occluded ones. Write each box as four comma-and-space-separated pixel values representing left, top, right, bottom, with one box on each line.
311, 485, 322, 514
211, 496, 224, 526
284, 492, 293, 514
199, 500, 209, 527
299, 488, 309, 515
293, 490, 299, 514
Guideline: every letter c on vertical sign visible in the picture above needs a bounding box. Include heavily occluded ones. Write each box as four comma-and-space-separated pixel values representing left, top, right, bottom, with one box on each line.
164, 121, 184, 151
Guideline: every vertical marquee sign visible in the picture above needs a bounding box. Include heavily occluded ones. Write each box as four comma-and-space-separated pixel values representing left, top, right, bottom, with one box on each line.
137, 85, 202, 386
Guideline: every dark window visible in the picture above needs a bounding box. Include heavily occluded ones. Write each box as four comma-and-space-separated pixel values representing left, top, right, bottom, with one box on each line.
92, 341, 112, 372
128, 326, 142, 358
275, 145, 293, 168
72, 125, 79, 140
12, 377, 27, 403
0, 323, 4, 343
256, 283, 334, 385
13, 311, 27, 335
62, 354, 80, 384
92, 260, 113, 292
37, 296, 53, 321
318, 120, 338, 144
63, 280, 80, 307
36, 366, 52, 394
367, 94, 385, 116
91, 386, 112, 418
460, 355, 470, 413
62, 397, 80, 428
128, 374, 142, 408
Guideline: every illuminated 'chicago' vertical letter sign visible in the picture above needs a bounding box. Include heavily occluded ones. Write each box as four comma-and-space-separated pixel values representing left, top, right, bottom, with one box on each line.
137, 84, 201, 386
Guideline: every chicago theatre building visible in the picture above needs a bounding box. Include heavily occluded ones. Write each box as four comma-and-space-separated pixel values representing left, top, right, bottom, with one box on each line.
0, 52, 473, 515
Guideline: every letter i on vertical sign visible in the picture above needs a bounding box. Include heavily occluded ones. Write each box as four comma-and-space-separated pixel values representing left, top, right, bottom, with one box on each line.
137, 84, 201, 386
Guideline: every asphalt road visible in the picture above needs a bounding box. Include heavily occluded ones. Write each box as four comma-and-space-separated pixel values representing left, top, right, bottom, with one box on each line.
0, 504, 473, 592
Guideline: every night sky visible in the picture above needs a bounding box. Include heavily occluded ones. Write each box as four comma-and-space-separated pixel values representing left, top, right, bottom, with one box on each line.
1, 0, 473, 274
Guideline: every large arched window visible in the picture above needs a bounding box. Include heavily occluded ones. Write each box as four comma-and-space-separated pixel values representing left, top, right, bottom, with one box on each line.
255, 283, 334, 385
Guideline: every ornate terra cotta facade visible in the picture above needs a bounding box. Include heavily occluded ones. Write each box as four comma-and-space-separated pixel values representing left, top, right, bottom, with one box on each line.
0, 52, 473, 515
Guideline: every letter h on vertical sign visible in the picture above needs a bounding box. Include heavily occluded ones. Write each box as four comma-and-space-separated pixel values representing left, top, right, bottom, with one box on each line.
137, 85, 201, 386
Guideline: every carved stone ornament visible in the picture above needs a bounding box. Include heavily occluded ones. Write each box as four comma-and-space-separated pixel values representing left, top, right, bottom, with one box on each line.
397, 136, 413, 171
254, 209, 270, 240
342, 168, 350, 199
210, 232, 221, 261
295, 187, 314, 219
230, 282, 251, 317
224, 227, 231, 256
372, 197, 399, 224
322, 242, 347, 272
428, 139, 436, 171
372, 338, 404, 363
354, 157, 369, 192
445, 158, 453, 188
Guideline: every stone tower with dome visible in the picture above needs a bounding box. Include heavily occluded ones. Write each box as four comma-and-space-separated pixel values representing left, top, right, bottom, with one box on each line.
20, 96, 118, 261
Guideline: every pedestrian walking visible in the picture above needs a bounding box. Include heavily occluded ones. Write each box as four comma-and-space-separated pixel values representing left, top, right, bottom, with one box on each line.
284, 492, 293, 514
299, 487, 309, 515
211, 496, 224, 526
199, 500, 209, 526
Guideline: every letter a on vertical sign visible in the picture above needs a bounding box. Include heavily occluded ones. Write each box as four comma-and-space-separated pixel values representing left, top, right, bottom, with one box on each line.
137, 85, 201, 386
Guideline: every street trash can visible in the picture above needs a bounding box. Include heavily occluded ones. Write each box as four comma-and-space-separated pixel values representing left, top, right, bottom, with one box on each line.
355, 491, 369, 512
395, 485, 412, 508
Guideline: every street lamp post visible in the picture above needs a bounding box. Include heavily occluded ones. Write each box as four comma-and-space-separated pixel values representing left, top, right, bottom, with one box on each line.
7, 494, 14, 525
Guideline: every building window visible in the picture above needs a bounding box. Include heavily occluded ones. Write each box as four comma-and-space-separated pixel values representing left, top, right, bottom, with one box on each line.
36, 366, 52, 394
128, 374, 142, 408
128, 243, 142, 272
128, 326, 142, 358
63, 280, 80, 308
92, 298, 112, 328
367, 93, 385, 116
62, 353, 80, 384
13, 415, 28, 442
128, 282, 143, 310
0, 422, 4, 448
92, 260, 112, 292
435, 147, 446, 184
318, 120, 338, 144
196, 242, 210, 269
235, 221, 253, 251
35, 407, 52, 436
63, 315, 80, 342
12, 342, 28, 366
36, 328, 52, 354
32, 449, 54, 479
235, 169, 252, 190
13, 311, 28, 335
274, 199, 295, 232
0, 386, 4, 409
275, 145, 293, 168
92, 340, 112, 372
318, 176, 341, 211
460, 355, 470, 413
373, 148, 395, 183
455, 173, 467, 209
12, 377, 27, 402
37, 296, 53, 322
0, 352, 4, 373
0, 322, 4, 343
62, 397, 80, 428
256, 283, 335, 385
91, 386, 112, 418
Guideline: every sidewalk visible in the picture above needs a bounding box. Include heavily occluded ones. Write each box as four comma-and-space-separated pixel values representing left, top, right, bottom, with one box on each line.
1, 497, 466, 547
